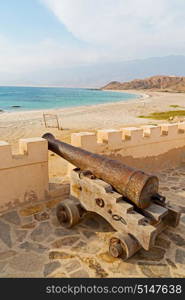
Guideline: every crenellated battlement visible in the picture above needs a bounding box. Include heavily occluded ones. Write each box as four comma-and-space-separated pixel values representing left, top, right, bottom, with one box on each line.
71, 123, 185, 153
0, 138, 48, 170
71, 123, 185, 171
0, 138, 49, 212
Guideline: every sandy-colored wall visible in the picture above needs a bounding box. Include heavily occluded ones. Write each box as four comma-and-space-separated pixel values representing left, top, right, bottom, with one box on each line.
0, 138, 49, 212
71, 123, 185, 172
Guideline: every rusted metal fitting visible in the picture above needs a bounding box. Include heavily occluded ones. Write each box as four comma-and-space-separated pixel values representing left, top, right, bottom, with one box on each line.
95, 198, 105, 207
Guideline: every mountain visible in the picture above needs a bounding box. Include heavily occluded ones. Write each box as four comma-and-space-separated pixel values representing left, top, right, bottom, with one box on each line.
102, 75, 185, 92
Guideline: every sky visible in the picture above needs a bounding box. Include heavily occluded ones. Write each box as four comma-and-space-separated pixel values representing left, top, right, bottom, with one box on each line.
0, 0, 185, 86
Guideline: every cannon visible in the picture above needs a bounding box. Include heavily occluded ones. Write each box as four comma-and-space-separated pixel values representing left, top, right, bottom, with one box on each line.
43, 133, 181, 259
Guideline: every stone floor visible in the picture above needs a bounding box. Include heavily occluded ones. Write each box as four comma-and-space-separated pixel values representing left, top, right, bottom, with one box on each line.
0, 165, 185, 278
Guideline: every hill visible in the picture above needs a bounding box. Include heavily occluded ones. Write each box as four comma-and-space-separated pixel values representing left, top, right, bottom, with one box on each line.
102, 75, 185, 92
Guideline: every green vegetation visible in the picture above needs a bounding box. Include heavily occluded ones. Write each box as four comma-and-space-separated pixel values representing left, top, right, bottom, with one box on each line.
138, 110, 185, 120
169, 105, 180, 108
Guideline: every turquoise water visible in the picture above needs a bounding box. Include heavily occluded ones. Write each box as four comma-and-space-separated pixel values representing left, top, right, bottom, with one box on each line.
0, 86, 138, 112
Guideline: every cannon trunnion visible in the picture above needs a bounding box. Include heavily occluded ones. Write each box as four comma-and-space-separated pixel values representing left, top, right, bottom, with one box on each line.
43, 133, 181, 259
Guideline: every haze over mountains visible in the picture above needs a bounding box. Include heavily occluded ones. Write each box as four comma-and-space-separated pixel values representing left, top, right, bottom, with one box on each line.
37, 55, 185, 88
77, 55, 185, 88
1, 55, 185, 88
40, 55, 185, 88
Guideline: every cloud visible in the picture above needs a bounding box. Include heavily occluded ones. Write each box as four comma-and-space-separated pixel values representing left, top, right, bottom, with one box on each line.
42, 0, 185, 59
0, 0, 185, 85
0, 37, 101, 75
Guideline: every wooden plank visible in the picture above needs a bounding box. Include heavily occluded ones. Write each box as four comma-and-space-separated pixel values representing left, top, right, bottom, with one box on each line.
144, 203, 168, 221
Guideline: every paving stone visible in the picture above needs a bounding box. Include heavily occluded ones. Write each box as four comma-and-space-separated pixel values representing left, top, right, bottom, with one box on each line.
171, 171, 180, 176
2, 210, 21, 226
116, 261, 141, 277
165, 231, 185, 247
168, 177, 179, 182
70, 269, 89, 278
14, 230, 27, 243
34, 212, 50, 222
134, 247, 165, 261
2, 271, 43, 278
46, 198, 61, 209
30, 221, 52, 242
0, 250, 17, 260
21, 215, 33, 224
19, 241, 48, 254
45, 235, 56, 243
50, 272, 68, 278
181, 215, 185, 224
138, 262, 171, 278
84, 240, 103, 254
82, 258, 108, 278
155, 236, 171, 249
171, 186, 180, 190
0, 220, 12, 248
9, 253, 46, 272
179, 172, 185, 176
0, 240, 9, 252
51, 236, 80, 248
64, 259, 81, 273
19, 204, 44, 217
166, 258, 177, 269
49, 251, 74, 260
82, 231, 96, 239
0, 261, 7, 273
50, 207, 57, 216
98, 252, 118, 263
71, 241, 87, 252
51, 217, 61, 227
21, 222, 37, 230
175, 249, 185, 264
160, 186, 170, 191
179, 206, 185, 214
55, 228, 79, 237
43, 261, 61, 277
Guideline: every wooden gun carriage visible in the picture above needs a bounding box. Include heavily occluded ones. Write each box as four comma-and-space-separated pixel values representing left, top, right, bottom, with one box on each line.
43, 133, 181, 259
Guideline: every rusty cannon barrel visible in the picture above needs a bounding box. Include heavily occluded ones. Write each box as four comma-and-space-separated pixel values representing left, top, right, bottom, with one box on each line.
42, 133, 160, 209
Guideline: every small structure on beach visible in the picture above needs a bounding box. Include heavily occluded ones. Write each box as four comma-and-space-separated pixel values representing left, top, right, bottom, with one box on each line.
43, 113, 62, 130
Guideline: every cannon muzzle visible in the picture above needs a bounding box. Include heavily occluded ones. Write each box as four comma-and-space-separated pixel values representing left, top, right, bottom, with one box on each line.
42, 133, 159, 209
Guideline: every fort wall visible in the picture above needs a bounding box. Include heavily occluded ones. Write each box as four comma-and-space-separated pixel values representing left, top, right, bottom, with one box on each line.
0, 138, 49, 211
71, 123, 185, 172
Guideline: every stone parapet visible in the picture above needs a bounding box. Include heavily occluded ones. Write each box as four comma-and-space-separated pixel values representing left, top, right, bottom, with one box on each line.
71, 123, 185, 171
0, 138, 49, 212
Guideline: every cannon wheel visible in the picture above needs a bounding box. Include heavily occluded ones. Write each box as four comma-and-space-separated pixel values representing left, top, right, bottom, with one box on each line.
109, 233, 141, 259
109, 238, 124, 258
56, 199, 81, 228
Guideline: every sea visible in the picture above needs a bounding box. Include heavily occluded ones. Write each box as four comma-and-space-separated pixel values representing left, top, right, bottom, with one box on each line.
0, 86, 138, 112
